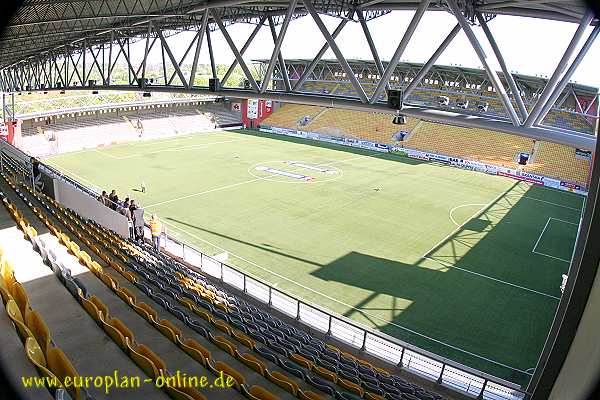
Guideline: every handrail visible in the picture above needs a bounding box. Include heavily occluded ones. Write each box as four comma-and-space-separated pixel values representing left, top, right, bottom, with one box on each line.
17, 96, 218, 120
0, 139, 529, 400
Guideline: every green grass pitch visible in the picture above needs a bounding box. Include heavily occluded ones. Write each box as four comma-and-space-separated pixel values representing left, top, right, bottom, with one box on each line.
45, 129, 583, 385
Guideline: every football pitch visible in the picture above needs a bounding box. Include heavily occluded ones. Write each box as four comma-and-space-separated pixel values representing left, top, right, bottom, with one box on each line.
45, 129, 583, 385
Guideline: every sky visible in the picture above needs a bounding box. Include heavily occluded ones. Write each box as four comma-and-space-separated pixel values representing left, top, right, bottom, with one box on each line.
147, 10, 600, 89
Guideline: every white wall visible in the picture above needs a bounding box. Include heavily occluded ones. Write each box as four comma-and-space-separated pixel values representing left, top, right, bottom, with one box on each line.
53, 179, 130, 238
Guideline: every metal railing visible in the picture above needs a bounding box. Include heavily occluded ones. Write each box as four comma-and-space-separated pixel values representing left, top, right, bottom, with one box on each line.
0, 140, 529, 400
17, 96, 218, 120
151, 228, 529, 400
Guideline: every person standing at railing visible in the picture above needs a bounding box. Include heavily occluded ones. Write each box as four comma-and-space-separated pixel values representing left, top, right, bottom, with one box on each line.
30, 157, 44, 191
149, 214, 163, 252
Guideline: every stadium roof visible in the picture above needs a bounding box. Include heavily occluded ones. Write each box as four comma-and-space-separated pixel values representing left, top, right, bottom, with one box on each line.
255, 58, 600, 97
0, 0, 596, 70
0, 1, 597, 150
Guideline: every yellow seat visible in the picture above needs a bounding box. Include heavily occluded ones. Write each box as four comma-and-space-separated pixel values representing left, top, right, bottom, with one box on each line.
99, 272, 118, 291
47, 347, 82, 400
133, 302, 158, 324
338, 377, 364, 397
194, 307, 213, 324
1, 257, 15, 288
103, 318, 135, 350
237, 352, 266, 376
210, 360, 245, 390
179, 338, 211, 366
166, 384, 208, 400
247, 385, 280, 400
213, 319, 232, 335
209, 334, 236, 357
267, 370, 299, 396
178, 297, 196, 311
0, 283, 12, 305
129, 344, 166, 379
290, 353, 313, 370
298, 390, 323, 400
89, 295, 109, 320
25, 309, 52, 355
25, 337, 60, 385
313, 365, 337, 383
232, 330, 255, 350
116, 287, 136, 306
157, 319, 181, 343
80, 293, 105, 323
365, 392, 386, 400
6, 299, 33, 342
11, 282, 31, 318
122, 271, 137, 283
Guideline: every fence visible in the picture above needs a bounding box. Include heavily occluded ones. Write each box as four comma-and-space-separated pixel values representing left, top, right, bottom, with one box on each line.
0, 139, 529, 400
150, 226, 529, 400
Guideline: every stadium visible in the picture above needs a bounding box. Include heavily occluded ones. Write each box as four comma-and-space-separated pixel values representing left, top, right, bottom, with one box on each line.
0, 2, 599, 400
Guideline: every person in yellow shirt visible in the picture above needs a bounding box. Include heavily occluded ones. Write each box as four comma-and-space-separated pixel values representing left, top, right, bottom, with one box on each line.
149, 214, 163, 252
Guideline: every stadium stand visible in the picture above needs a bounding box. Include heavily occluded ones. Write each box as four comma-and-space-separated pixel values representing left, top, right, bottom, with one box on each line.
262, 102, 591, 186
298, 109, 419, 145
0, 152, 451, 400
542, 110, 594, 134
403, 122, 535, 168
524, 142, 591, 185
260, 104, 325, 129
17, 103, 241, 158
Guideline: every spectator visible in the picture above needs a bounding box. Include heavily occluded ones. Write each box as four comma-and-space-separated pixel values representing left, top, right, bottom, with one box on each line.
108, 190, 118, 209
149, 214, 163, 253
123, 197, 130, 209
129, 200, 138, 239
30, 157, 44, 191
98, 190, 108, 206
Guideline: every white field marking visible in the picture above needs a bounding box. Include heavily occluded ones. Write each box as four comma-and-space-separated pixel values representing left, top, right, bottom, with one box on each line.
532, 217, 552, 255
531, 217, 577, 264
93, 138, 246, 160
508, 194, 582, 212
424, 257, 560, 300
551, 217, 579, 226
162, 219, 532, 374
247, 160, 343, 184
532, 250, 571, 263
145, 155, 369, 208
51, 146, 529, 372
131, 130, 229, 146
422, 186, 514, 259
147, 139, 247, 154
449, 203, 487, 227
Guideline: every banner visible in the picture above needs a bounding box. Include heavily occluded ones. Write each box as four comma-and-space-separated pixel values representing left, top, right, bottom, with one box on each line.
246, 99, 259, 119
255, 127, 588, 195
575, 148, 592, 160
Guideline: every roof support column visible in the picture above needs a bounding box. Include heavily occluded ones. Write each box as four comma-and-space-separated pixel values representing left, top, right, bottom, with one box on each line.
188, 9, 209, 87
524, 10, 594, 127
448, 0, 520, 126
304, 0, 368, 103
536, 24, 599, 125
292, 17, 349, 91
212, 10, 259, 91
260, 2, 296, 93
357, 9, 386, 90
369, 0, 431, 104
221, 16, 265, 87
476, 12, 528, 121
404, 24, 461, 99
267, 16, 292, 92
